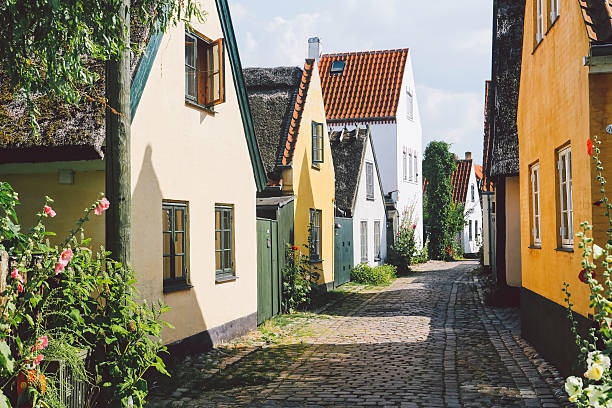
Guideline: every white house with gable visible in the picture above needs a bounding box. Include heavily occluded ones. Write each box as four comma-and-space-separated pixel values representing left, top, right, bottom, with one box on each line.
451, 153, 484, 255
315, 40, 423, 248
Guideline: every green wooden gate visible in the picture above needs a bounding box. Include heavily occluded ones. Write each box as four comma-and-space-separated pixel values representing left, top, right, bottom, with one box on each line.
334, 217, 354, 287
257, 218, 281, 325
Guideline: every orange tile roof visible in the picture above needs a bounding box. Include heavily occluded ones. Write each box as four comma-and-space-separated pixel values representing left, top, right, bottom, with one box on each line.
451, 159, 472, 204
474, 164, 493, 192
579, 0, 612, 43
318, 49, 409, 122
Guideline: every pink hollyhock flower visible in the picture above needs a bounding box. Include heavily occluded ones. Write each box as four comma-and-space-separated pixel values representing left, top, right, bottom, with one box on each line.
36, 336, 48, 350
411, 224, 417, 230
33, 355, 44, 366
43, 205, 56, 218
94, 197, 110, 215
17, 283, 23, 293
11, 269, 24, 283
55, 263, 65, 275
59, 249, 73, 266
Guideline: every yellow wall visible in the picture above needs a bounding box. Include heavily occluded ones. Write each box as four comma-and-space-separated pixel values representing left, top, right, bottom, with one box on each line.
281, 64, 336, 287
517, 0, 592, 316
0, 0, 259, 345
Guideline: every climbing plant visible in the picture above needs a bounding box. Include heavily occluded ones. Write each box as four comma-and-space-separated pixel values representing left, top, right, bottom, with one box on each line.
422, 141, 458, 260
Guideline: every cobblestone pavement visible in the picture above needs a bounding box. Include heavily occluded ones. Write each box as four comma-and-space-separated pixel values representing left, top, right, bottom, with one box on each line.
149, 261, 570, 407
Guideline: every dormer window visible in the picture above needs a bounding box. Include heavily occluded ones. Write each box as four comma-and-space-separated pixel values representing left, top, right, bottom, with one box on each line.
331, 60, 345, 75
185, 31, 225, 107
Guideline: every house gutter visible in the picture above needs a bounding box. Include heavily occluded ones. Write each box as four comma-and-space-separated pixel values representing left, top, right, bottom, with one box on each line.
584, 44, 612, 73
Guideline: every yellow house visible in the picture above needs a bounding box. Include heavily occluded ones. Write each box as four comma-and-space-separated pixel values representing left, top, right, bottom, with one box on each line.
517, 0, 612, 374
245, 61, 336, 289
0, 0, 268, 352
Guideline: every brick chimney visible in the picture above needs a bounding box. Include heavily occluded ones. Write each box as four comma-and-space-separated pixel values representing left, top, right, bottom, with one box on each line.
465, 152, 472, 160
308, 37, 321, 62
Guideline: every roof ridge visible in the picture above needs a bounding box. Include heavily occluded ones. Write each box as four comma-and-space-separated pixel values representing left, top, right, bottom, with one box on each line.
321, 48, 409, 57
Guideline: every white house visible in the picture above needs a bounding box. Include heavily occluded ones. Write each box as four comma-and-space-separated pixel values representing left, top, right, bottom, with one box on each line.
0, 0, 266, 352
451, 153, 484, 256
316, 42, 424, 248
330, 126, 387, 267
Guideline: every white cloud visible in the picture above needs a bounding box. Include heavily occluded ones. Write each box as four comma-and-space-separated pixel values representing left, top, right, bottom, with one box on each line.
245, 31, 258, 52
454, 29, 492, 54
230, 2, 247, 22
262, 13, 324, 66
417, 85, 484, 162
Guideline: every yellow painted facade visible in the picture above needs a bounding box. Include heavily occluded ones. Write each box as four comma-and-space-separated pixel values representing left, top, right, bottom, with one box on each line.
281, 64, 336, 287
0, 0, 261, 345
517, 0, 608, 316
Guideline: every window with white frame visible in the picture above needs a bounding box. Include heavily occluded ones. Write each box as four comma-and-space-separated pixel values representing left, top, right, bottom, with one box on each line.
471, 184, 475, 202
531, 163, 542, 246
413, 150, 418, 182
558, 147, 573, 248
535, 0, 544, 44
312, 122, 324, 165
402, 148, 407, 181
469, 220, 473, 241
549, 0, 559, 25
407, 87, 414, 121
408, 151, 413, 182
366, 162, 374, 200
360, 221, 368, 262
374, 220, 381, 260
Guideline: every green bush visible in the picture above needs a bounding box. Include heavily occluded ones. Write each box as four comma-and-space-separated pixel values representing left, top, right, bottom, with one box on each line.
281, 244, 320, 313
350, 264, 397, 285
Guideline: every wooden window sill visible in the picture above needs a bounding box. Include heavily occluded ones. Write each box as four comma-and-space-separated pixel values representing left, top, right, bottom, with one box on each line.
528, 245, 541, 250
555, 247, 574, 253
546, 15, 559, 35
366, 196, 375, 201
185, 99, 217, 115
163, 282, 193, 293
215, 275, 238, 284
312, 163, 322, 170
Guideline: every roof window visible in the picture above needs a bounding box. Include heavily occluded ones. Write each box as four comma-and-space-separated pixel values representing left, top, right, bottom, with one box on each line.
331, 60, 345, 75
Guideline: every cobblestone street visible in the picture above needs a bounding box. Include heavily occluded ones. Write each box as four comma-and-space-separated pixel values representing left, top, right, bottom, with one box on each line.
150, 261, 570, 407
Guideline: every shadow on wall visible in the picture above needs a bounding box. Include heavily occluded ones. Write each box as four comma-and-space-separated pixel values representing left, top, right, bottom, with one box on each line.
131, 144, 208, 345
295, 145, 315, 251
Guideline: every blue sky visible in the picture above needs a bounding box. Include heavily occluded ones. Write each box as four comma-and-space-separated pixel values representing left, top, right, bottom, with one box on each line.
229, 0, 493, 164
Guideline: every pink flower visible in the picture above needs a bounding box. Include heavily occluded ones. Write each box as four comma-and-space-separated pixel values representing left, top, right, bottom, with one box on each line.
94, 197, 110, 216
55, 263, 64, 275
17, 283, 23, 293
33, 354, 44, 366
59, 249, 73, 267
36, 336, 48, 350
43, 205, 56, 218
588, 139, 594, 156
411, 224, 417, 230
11, 269, 24, 283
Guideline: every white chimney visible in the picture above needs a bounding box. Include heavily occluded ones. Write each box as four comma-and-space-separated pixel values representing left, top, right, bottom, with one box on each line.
308, 37, 321, 61
465, 152, 472, 160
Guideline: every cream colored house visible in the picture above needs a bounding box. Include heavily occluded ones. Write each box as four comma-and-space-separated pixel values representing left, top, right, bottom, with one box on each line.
0, 0, 266, 351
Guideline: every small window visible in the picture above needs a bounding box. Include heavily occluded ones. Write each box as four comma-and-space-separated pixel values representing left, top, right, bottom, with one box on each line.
366, 162, 374, 200
413, 151, 418, 181
312, 122, 324, 165
469, 220, 473, 242
475, 220, 480, 241
215, 205, 235, 281
407, 88, 414, 121
531, 163, 542, 246
402, 148, 408, 181
374, 220, 381, 261
360, 220, 368, 262
163, 202, 189, 290
535, 0, 544, 45
185, 31, 225, 107
558, 147, 573, 248
331, 60, 345, 75
549, 0, 559, 25
471, 185, 475, 202
309, 209, 322, 261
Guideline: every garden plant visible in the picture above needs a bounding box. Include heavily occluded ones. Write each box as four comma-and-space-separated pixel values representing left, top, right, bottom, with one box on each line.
0, 182, 169, 408
281, 244, 320, 313
350, 264, 397, 286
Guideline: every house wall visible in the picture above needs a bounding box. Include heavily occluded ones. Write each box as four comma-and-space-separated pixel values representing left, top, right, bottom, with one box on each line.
505, 176, 521, 287
517, 0, 591, 317
283, 63, 336, 289
128, 2, 259, 345
481, 192, 496, 269
352, 137, 388, 267
461, 166, 484, 255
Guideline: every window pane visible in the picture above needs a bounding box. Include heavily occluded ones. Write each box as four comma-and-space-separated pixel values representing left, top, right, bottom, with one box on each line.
175, 256, 184, 278
175, 232, 184, 254
213, 73, 221, 101
215, 231, 222, 250
163, 257, 171, 279
175, 209, 184, 231
535, 216, 540, 239
223, 231, 232, 250
185, 35, 195, 67
215, 251, 222, 271
163, 208, 171, 231
561, 181, 568, 212
223, 210, 231, 230
223, 250, 231, 271
163, 232, 171, 256
215, 210, 221, 229
186, 67, 196, 99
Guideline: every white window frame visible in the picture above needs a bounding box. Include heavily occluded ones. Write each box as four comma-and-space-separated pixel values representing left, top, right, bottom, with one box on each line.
413, 150, 418, 182
475, 220, 479, 241
536, 0, 544, 43
558, 147, 573, 248
549, 0, 559, 24
360, 220, 368, 262
531, 163, 542, 246
471, 184, 475, 202
402, 148, 408, 181
407, 87, 414, 121
469, 220, 473, 242
374, 220, 381, 261
366, 162, 374, 200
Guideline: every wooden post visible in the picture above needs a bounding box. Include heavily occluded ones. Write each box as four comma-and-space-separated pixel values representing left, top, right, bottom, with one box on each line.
105, 0, 131, 267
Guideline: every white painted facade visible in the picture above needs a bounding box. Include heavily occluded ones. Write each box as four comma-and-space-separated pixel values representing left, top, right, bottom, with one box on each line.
329, 51, 423, 248
461, 165, 484, 255
352, 135, 388, 267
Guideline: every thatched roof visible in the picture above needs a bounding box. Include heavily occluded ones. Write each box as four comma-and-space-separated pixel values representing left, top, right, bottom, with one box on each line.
488, 0, 524, 178
244, 61, 314, 185
0, 20, 152, 163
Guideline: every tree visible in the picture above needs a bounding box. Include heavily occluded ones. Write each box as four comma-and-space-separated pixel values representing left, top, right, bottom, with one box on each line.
0, 0, 204, 265
422, 141, 457, 260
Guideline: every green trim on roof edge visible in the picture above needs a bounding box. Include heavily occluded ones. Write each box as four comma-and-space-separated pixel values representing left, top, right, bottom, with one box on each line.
130, 30, 163, 122
216, 0, 267, 192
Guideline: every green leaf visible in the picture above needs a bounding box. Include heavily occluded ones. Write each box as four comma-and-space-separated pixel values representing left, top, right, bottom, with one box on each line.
0, 340, 15, 373
0, 390, 9, 408
69, 309, 85, 325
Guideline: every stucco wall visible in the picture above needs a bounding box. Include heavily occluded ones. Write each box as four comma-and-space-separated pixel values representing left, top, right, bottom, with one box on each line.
283, 63, 336, 287
517, 0, 591, 315
352, 136, 388, 267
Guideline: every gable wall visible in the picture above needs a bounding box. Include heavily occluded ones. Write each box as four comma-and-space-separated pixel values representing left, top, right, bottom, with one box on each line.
461, 165, 484, 255
352, 137, 388, 267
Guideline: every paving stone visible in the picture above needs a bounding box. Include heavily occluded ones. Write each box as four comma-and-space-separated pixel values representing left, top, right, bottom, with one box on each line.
148, 260, 571, 407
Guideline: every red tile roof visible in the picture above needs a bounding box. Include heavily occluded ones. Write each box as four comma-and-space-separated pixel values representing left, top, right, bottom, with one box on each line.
451, 159, 472, 204
579, 0, 612, 44
318, 49, 409, 122
474, 164, 493, 192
